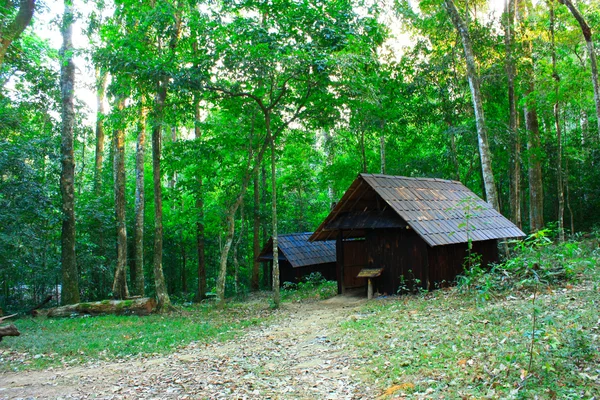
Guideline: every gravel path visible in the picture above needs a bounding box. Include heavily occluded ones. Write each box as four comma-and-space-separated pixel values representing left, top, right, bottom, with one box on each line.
1, 295, 375, 399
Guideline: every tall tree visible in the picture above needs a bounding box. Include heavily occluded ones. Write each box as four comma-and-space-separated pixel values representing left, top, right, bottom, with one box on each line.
270, 133, 280, 307
152, 78, 171, 311
558, 0, 600, 137
504, 0, 522, 228
520, 0, 545, 232
59, 0, 79, 305
132, 97, 147, 296
443, 0, 500, 210
193, 93, 206, 301
549, 0, 565, 241
93, 68, 108, 193
0, 0, 35, 67
112, 97, 129, 299
252, 170, 260, 291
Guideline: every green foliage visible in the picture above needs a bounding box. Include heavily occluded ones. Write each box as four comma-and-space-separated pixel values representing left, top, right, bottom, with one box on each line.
457, 235, 597, 298
281, 273, 337, 302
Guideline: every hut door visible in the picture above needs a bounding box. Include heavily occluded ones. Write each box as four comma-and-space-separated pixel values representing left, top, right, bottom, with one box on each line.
343, 240, 367, 289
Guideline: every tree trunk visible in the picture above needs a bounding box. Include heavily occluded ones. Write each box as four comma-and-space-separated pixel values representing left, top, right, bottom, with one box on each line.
360, 128, 367, 173
94, 68, 108, 194
59, 0, 80, 305
558, 0, 600, 138
133, 98, 147, 296
152, 79, 171, 312
261, 162, 269, 288
519, 0, 544, 232
0, 324, 20, 341
380, 130, 385, 174
46, 298, 156, 318
252, 171, 260, 291
550, 2, 565, 241
181, 238, 187, 293
112, 98, 129, 299
271, 129, 280, 308
0, 0, 35, 68
443, 0, 500, 211
233, 206, 244, 295
505, 0, 522, 228
194, 96, 206, 301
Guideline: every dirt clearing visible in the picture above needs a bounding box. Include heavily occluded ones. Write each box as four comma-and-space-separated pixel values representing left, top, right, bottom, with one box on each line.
0, 294, 374, 399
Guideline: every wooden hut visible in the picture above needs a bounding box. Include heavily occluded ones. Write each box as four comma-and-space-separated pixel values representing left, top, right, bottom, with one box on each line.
257, 232, 337, 285
310, 174, 525, 295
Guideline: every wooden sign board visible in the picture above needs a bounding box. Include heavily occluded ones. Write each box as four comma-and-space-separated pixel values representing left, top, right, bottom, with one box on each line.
356, 268, 384, 278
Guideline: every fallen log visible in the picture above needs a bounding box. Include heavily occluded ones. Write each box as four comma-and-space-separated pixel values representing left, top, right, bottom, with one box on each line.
27, 295, 53, 316
46, 297, 157, 318
0, 324, 20, 341
0, 313, 17, 323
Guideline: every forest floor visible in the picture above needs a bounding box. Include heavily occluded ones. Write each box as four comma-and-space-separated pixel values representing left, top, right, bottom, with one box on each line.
0, 293, 374, 399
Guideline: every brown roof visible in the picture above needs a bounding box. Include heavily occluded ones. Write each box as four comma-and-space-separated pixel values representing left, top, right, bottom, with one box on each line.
310, 173, 525, 246
257, 232, 336, 268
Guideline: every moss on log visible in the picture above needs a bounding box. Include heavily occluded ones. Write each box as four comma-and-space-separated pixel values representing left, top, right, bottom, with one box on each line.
46, 297, 156, 318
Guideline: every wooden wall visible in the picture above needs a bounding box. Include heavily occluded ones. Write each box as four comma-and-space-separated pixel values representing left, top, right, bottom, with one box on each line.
366, 229, 429, 295
337, 228, 500, 295
279, 261, 337, 286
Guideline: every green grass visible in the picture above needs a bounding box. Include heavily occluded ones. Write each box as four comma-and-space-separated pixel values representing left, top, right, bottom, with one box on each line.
338, 239, 600, 399
0, 296, 274, 372
0, 280, 337, 373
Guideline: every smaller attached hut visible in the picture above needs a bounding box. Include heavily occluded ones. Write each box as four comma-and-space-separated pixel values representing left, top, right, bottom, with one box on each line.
257, 232, 337, 285
310, 174, 525, 296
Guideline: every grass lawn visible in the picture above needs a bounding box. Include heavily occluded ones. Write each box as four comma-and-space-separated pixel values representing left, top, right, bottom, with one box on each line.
0, 294, 276, 372
0, 277, 338, 373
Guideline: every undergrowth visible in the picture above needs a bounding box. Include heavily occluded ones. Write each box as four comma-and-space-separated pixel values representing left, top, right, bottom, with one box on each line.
339, 236, 600, 399
281, 272, 338, 302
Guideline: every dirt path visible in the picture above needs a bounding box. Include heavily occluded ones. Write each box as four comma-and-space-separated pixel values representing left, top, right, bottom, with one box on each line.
0, 295, 375, 399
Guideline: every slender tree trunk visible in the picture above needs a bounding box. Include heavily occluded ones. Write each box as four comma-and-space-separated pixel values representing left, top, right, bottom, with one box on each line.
519, 0, 544, 232
550, 1, 565, 242
360, 128, 367, 173
380, 129, 385, 174
133, 98, 147, 296
0, 0, 35, 68
525, 94, 544, 232
181, 236, 187, 293
59, 0, 79, 305
94, 68, 108, 194
444, 0, 500, 211
558, 0, 600, 137
261, 162, 269, 288
152, 80, 171, 311
93, 68, 108, 298
271, 129, 280, 308
112, 98, 129, 299
194, 96, 206, 301
448, 127, 461, 181
216, 213, 236, 307
252, 171, 260, 291
505, 0, 522, 228
565, 155, 575, 235
233, 206, 244, 295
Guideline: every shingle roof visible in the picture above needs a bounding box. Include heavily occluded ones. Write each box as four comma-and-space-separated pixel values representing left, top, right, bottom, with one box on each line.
310, 173, 525, 247
257, 232, 336, 268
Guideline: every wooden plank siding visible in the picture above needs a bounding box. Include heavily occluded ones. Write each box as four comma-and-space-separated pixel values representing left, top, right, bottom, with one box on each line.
279, 260, 337, 285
